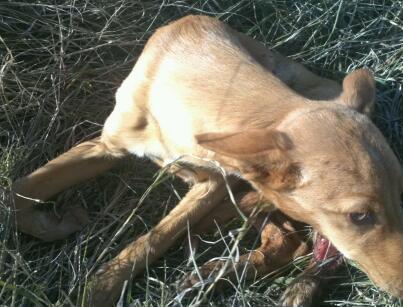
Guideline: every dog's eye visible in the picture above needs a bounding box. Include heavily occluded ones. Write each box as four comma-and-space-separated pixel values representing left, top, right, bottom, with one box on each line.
349, 211, 375, 226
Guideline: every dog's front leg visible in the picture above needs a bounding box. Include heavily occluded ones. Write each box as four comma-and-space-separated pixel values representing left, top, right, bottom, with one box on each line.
180, 193, 309, 290
10, 137, 123, 241
85, 175, 237, 307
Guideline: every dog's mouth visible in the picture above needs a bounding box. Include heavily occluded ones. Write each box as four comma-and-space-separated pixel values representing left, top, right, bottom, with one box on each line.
313, 233, 343, 269
313, 233, 403, 299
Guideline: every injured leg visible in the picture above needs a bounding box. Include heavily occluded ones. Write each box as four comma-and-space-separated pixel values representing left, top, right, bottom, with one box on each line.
279, 232, 343, 307
179, 190, 309, 290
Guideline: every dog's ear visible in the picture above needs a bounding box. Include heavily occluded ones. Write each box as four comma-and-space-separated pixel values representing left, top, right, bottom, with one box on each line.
196, 129, 301, 191
339, 68, 376, 116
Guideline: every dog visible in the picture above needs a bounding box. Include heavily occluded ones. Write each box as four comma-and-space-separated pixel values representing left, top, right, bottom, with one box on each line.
10, 15, 403, 306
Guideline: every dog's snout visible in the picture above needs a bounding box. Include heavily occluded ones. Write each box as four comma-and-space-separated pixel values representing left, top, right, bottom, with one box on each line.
358, 234, 403, 299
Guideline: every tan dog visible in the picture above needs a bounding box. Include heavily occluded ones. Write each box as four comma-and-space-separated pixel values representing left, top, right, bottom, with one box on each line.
10, 15, 403, 306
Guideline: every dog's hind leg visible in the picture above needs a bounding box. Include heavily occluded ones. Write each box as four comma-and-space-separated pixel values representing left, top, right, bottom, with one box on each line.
235, 31, 342, 100
10, 137, 125, 241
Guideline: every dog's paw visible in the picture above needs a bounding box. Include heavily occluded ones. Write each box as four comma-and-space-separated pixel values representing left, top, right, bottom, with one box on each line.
37, 206, 89, 241
278, 275, 321, 307
82, 262, 128, 307
10, 185, 89, 241
14, 205, 89, 241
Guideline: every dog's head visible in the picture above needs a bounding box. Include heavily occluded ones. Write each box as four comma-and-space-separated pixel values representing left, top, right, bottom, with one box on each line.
196, 69, 403, 298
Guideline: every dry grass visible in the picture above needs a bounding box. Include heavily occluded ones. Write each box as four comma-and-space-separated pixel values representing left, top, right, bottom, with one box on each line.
0, 0, 402, 306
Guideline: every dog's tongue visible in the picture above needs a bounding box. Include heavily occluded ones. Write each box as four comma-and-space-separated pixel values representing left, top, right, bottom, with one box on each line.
313, 233, 341, 264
